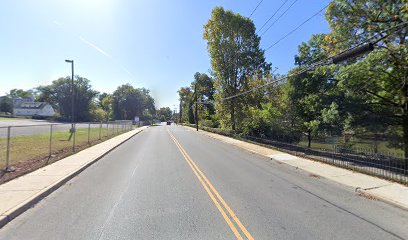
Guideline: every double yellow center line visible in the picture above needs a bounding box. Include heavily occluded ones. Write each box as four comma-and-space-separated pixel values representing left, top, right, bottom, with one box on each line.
167, 128, 254, 240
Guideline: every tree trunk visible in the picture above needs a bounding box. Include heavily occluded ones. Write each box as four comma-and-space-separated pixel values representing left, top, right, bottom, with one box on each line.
373, 133, 378, 154
307, 130, 312, 148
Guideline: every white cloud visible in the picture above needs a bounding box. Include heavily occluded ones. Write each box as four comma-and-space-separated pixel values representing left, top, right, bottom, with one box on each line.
52, 20, 135, 81
78, 36, 110, 57
53, 20, 61, 26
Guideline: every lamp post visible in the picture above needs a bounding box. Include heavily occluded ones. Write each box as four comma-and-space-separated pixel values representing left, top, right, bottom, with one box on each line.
65, 60, 75, 148
65, 60, 74, 124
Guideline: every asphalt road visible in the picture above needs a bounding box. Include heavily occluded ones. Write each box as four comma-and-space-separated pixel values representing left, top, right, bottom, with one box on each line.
0, 125, 407, 240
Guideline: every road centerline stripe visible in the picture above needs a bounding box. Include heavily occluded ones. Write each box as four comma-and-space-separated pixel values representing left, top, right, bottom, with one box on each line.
167, 127, 254, 240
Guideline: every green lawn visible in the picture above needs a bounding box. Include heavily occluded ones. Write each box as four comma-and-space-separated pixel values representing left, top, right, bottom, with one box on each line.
0, 126, 132, 169
0, 117, 16, 121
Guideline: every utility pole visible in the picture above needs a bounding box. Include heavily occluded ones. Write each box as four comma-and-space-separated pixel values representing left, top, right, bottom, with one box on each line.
194, 83, 198, 131
179, 100, 182, 125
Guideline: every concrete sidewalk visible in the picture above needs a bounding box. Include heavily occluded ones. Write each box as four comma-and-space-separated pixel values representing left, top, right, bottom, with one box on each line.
184, 126, 408, 211
0, 126, 148, 228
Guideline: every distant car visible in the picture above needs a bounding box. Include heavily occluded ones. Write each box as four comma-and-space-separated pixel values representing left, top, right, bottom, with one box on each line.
166, 121, 172, 125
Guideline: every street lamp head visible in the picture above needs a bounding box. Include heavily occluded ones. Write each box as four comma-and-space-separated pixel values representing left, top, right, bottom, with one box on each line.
65, 59, 73, 63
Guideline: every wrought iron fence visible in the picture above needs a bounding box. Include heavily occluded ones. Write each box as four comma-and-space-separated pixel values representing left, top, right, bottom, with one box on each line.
245, 135, 408, 184
0, 121, 133, 171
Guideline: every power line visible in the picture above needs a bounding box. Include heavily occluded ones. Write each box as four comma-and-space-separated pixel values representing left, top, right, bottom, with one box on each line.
265, 4, 329, 51
256, 0, 289, 34
302, 21, 408, 67
249, 0, 264, 19
309, 21, 408, 67
260, 0, 299, 37
198, 22, 407, 104
194, 23, 407, 106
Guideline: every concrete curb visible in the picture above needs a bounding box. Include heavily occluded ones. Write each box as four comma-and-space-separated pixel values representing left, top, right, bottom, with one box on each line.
0, 127, 146, 229
183, 126, 408, 211
355, 188, 408, 212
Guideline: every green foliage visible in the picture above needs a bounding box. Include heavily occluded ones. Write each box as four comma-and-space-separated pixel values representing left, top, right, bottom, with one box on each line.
111, 84, 155, 121
0, 96, 13, 113
204, 6, 270, 130
36, 76, 99, 122
8, 89, 34, 99
178, 86, 195, 124
157, 107, 172, 121
91, 108, 110, 122
176, 3, 408, 157
326, 0, 408, 157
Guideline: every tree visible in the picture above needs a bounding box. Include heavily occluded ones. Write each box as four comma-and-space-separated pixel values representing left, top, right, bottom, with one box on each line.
288, 34, 340, 148
326, 0, 408, 160
178, 87, 195, 124
0, 96, 12, 113
203, 7, 271, 130
36, 76, 99, 121
192, 72, 216, 123
111, 84, 155, 121
7, 89, 34, 99
157, 107, 172, 122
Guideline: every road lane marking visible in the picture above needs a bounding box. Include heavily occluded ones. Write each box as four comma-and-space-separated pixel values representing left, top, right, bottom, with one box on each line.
167, 128, 254, 240
97, 164, 140, 240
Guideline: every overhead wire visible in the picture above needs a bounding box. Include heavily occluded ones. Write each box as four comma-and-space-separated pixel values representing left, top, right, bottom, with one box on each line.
249, 0, 264, 19
197, 21, 407, 105
265, 4, 329, 51
260, 0, 299, 37
256, 0, 289, 34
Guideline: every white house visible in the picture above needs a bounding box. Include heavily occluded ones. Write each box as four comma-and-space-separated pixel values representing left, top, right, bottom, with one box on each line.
13, 101, 55, 117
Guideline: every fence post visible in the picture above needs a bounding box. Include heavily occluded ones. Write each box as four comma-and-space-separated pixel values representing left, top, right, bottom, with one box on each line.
99, 122, 102, 140
48, 125, 53, 159
107, 123, 109, 137
88, 122, 91, 144
5, 126, 14, 172
73, 123, 76, 152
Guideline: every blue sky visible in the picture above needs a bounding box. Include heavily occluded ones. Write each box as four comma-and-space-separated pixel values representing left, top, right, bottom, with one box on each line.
0, 0, 331, 109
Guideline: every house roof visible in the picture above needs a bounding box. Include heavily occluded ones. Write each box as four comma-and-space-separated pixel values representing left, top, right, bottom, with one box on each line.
14, 102, 49, 110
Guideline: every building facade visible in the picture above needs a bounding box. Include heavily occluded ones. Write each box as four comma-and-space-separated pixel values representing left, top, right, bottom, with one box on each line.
13, 98, 55, 117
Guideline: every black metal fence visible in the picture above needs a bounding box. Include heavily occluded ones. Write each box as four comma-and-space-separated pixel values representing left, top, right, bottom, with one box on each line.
245, 135, 408, 184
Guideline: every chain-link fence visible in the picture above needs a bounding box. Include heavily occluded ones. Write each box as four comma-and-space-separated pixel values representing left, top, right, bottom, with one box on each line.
0, 120, 133, 171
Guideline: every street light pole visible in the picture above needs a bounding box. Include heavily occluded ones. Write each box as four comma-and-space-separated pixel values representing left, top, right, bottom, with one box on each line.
65, 60, 74, 124
65, 60, 75, 146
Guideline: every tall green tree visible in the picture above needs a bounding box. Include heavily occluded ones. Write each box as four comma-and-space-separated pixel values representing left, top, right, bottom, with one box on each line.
7, 89, 34, 99
36, 76, 98, 121
178, 87, 195, 124
111, 84, 155, 121
37, 76, 98, 121
0, 96, 13, 113
326, 0, 408, 159
289, 34, 340, 148
157, 107, 173, 122
203, 6, 270, 130
192, 72, 216, 122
